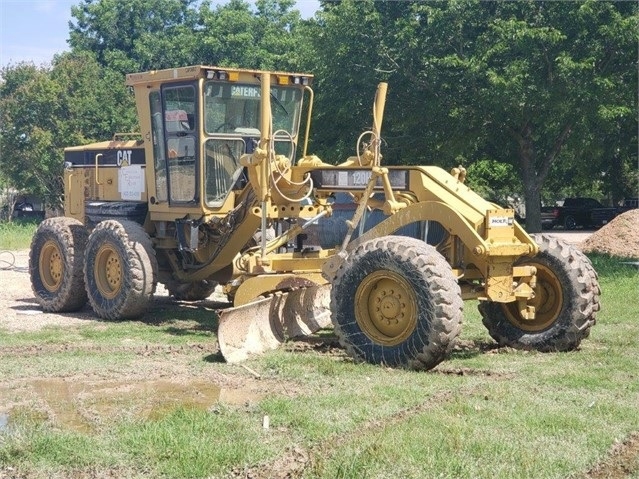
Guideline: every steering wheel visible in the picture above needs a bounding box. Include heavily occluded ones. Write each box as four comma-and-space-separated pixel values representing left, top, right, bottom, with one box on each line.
215, 122, 236, 132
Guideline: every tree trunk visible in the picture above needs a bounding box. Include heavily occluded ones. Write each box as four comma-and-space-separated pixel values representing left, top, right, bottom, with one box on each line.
523, 182, 543, 233
514, 122, 572, 233
516, 123, 542, 233
608, 127, 624, 206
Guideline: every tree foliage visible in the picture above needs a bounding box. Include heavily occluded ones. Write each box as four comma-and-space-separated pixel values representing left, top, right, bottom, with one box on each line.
0, 63, 60, 203
0, 52, 136, 207
197, 0, 304, 70
69, 0, 201, 73
69, 0, 305, 72
305, 0, 637, 230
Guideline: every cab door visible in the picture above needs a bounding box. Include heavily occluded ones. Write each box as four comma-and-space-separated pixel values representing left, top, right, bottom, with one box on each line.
152, 82, 199, 206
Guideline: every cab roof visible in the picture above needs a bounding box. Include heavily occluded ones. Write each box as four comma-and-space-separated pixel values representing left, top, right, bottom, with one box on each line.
125, 65, 314, 87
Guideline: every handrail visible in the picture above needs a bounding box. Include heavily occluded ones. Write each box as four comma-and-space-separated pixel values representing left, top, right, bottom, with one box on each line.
112, 132, 143, 141
95, 153, 103, 185
302, 85, 314, 158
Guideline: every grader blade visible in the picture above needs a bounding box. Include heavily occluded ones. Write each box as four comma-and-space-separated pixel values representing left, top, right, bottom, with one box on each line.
217, 284, 332, 363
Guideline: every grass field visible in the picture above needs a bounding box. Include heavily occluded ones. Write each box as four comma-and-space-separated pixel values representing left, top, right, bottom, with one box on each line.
0, 220, 637, 478
0, 219, 38, 251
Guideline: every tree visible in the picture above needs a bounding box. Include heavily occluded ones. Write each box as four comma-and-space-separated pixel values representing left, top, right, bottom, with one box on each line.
197, 0, 303, 70
0, 52, 137, 208
305, 1, 496, 165
303, 0, 391, 162
459, 1, 638, 230
69, 0, 305, 73
0, 63, 64, 205
69, 0, 201, 73
465, 159, 522, 205
306, 0, 638, 231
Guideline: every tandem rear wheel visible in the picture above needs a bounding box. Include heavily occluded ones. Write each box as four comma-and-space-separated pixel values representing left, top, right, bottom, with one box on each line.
30, 217, 89, 312
84, 220, 158, 320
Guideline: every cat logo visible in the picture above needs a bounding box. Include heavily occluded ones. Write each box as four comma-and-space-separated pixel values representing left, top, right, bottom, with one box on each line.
117, 150, 133, 167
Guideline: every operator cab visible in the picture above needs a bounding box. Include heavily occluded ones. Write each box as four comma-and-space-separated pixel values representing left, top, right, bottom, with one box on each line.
129, 66, 311, 211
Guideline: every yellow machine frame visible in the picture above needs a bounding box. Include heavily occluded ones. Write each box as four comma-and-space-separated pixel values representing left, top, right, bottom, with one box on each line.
62, 65, 540, 321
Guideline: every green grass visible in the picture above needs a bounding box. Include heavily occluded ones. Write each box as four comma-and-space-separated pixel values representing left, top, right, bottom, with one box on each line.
118, 407, 286, 478
0, 219, 38, 250
0, 254, 637, 478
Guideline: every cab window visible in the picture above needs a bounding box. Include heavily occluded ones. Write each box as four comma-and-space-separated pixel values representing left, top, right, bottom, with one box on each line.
202, 82, 304, 207
162, 84, 197, 203
149, 91, 167, 202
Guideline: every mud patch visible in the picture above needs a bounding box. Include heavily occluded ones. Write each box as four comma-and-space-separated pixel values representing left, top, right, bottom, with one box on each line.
583, 432, 639, 479
434, 366, 515, 379
451, 338, 502, 356
0, 377, 264, 434
230, 445, 311, 479
283, 331, 345, 357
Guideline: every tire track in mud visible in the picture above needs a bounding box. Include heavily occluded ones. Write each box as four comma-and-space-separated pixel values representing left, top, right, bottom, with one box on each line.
229, 371, 513, 479
235, 379, 638, 479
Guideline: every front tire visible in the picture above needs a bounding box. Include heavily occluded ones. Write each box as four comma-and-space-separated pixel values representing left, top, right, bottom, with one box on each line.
29, 217, 88, 312
331, 236, 463, 370
479, 234, 599, 352
84, 220, 157, 320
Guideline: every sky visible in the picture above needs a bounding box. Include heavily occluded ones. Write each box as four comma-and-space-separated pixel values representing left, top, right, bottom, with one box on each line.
0, 0, 320, 69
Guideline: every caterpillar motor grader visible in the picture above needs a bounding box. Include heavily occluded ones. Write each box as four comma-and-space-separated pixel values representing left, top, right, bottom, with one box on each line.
29, 65, 600, 369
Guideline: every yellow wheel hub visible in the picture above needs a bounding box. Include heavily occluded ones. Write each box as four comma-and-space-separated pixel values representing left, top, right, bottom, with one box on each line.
504, 263, 563, 332
39, 240, 64, 292
355, 271, 418, 346
94, 244, 122, 299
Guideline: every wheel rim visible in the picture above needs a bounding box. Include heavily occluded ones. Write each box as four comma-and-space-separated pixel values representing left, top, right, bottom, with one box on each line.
94, 243, 122, 299
503, 263, 564, 332
39, 240, 64, 292
355, 270, 418, 346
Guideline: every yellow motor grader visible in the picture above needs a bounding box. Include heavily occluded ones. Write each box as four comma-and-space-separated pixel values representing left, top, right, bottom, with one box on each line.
29, 65, 600, 369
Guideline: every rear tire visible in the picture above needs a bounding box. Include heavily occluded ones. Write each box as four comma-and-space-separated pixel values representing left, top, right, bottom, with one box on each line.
29, 217, 88, 312
84, 220, 157, 320
331, 236, 463, 370
564, 215, 577, 230
166, 280, 218, 301
479, 234, 599, 351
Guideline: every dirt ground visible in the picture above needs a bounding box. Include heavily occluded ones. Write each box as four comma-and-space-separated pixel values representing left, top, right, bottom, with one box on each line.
0, 250, 96, 332
1, 217, 638, 478
0, 250, 229, 332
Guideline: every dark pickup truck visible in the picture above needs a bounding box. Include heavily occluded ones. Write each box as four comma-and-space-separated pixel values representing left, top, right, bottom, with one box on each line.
541, 197, 618, 230
617, 197, 638, 214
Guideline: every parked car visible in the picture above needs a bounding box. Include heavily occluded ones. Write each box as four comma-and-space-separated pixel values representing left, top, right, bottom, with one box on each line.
12, 199, 45, 221
541, 197, 618, 230
541, 206, 558, 229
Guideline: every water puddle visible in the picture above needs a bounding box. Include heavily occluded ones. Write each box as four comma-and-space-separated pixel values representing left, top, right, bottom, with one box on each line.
3, 378, 261, 434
